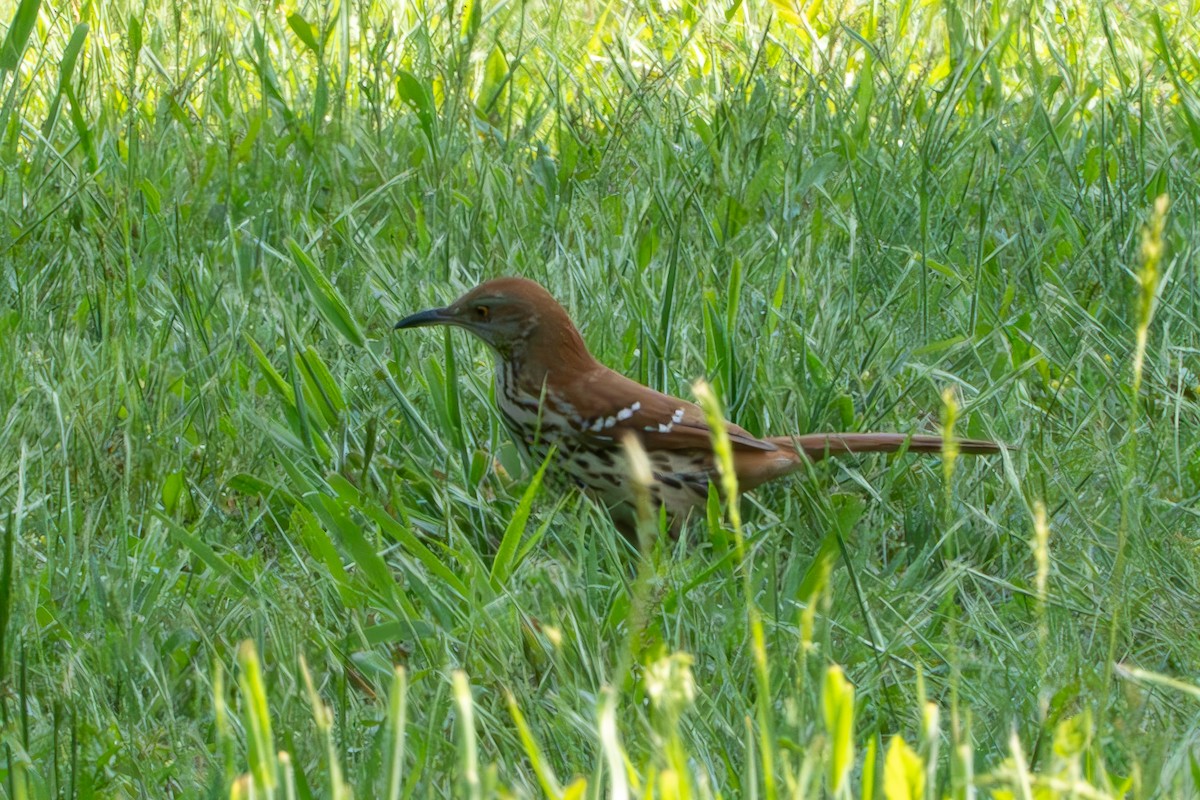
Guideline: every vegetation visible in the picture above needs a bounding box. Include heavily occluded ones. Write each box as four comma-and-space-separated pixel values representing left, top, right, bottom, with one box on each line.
1, 0, 1197, 795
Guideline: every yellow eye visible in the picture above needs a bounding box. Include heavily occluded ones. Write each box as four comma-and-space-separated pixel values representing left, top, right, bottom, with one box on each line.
474, 305, 490, 320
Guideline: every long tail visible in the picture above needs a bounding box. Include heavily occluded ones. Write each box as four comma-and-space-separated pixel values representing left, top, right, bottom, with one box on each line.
772, 433, 1005, 462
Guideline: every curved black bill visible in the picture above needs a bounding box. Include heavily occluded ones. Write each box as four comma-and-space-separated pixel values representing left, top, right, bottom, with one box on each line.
394, 307, 454, 329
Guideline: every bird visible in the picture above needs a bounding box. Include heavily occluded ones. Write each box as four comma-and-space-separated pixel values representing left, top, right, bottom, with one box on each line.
394, 277, 1004, 539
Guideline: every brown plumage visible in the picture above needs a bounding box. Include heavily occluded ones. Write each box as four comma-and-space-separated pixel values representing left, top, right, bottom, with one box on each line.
395, 277, 1004, 537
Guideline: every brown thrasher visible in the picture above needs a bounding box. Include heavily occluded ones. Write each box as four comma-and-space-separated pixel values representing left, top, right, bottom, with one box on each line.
395, 277, 1003, 537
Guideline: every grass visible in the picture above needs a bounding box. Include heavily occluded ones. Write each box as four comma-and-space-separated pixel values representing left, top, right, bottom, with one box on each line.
1, 0, 1199, 795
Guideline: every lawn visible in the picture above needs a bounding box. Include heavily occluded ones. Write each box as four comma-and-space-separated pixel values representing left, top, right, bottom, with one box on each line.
1, 0, 1198, 796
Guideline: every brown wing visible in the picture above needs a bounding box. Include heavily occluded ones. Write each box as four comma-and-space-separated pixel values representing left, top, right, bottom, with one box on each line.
568, 366, 777, 452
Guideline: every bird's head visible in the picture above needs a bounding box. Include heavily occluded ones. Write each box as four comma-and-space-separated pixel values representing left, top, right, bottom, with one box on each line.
394, 277, 591, 366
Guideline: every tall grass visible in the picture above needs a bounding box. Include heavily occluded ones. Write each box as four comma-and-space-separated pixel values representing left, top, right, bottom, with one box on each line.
0, 0, 1198, 795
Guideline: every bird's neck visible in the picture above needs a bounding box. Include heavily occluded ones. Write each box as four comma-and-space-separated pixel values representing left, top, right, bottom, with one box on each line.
499, 323, 599, 398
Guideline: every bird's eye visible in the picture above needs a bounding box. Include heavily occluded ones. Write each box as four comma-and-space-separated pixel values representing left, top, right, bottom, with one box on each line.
474, 305, 490, 320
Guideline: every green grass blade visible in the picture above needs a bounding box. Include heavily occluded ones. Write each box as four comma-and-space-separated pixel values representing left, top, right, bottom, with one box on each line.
287, 12, 320, 53
506, 691, 563, 798
385, 667, 409, 800
489, 448, 552, 589
237, 640, 279, 792
153, 511, 252, 597
311, 493, 407, 616
57, 23, 88, 91
0, 0, 40, 70
287, 237, 365, 348
361, 503, 471, 600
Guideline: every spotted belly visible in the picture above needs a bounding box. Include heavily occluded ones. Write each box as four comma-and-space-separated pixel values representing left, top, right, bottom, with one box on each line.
571, 443, 710, 513
506, 420, 713, 523
493, 368, 713, 531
